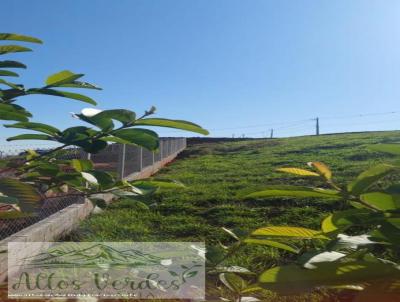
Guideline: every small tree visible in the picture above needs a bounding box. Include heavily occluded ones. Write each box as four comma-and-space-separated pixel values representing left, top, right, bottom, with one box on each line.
0, 33, 208, 218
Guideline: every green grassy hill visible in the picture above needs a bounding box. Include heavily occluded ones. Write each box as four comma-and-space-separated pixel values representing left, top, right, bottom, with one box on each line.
73, 130, 400, 272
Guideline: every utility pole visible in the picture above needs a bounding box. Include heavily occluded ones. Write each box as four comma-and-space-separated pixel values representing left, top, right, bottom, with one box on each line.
315, 117, 320, 136
270, 128, 274, 139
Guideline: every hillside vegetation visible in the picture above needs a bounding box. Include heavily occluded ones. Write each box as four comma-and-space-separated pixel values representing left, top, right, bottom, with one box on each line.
73, 131, 400, 273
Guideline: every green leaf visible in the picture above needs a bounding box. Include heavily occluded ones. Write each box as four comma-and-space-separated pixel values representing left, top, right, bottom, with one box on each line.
251, 226, 328, 240
94, 109, 136, 125
0, 79, 23, 89
59, 126, 93, 144
370, 222, 400, 245
0, 33, 42, 43
89, 171, 115, 189
276, 167, 320, 177
0, 70, 19, 77
70, 159, 93, 172
4, 122, 60, 135
76, 112, 114, 131
360, 192, 400, 211
0, 60, 27, 69
0, 103, 30, 122
321, 209, 384, 234
112, 128, 159, 150
55, 172, 85, 187
0, 178, 41, 212
244, 185, 340, 199
27, 88, 97, 105
78, 140, 108, 154
348, 164, 397, 195
368, 144, 400, 155
57, 81, 101, 90
135, 118, 209, 135
0, 45, 32, 55
7, 134, 53, 141
45, 70, 84, 86
244, 238, 299, 253
219, 273, 248, 293
258, 262, 400, 294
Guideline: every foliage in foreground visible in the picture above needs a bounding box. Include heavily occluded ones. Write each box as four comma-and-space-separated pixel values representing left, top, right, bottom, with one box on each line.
0, 33, 207, 219
213, 144, 400, 301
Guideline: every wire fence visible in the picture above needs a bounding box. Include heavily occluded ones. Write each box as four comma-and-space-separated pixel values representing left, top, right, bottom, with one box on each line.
0, 137, 187, 240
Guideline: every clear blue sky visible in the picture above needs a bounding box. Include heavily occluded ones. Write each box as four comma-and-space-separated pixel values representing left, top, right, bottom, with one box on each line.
1, 0, 400, 146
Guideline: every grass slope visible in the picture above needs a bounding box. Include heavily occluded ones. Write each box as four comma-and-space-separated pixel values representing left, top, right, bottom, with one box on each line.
72, 131, 400, 272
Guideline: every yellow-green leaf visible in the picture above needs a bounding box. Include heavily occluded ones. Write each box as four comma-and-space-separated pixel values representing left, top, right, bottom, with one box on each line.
46, 70, 84, 86
276, 167, 319, 177
244, 238, 299, 253
251, 226, 328, 240
0, 33, 42, 44
308, 162, 332, 180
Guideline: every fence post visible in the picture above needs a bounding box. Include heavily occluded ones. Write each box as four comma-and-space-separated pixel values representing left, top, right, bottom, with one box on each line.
117, 144, 126, 179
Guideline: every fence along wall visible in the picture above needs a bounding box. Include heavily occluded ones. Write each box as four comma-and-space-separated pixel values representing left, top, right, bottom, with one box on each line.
0, 137, 186, 283
0, 137, 187, 241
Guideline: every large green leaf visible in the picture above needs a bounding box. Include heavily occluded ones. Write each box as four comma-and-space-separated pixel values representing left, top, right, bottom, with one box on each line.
76, 112, 114, 131
0, 70, 19, 77
27, 88, 97, 105
276, 167, 319, 177
0, 60, 27, 69
57, 81, 101, 90
0, 33, 42, 44
93, 109, 136, 125
244, 238, 299, 253
321, 209, 384, 234
0, 103, 31, 121
258, 262, 400, 294
77, 140, 108, 154
7, 134, 53, 141
370, 222, 400, 245
219, 273, 248, 293
348, 164, 397, 195
112, 128, 159, 150
251, 226, 328, 240
70, 159, 93, 172
368, 144, 400, 156
89, 170, 115, 189
360, 192, 400, 211
135, 118, 209, 135
0, 79, 23, 89
245, 185, 340, 199
45, 70, 84, 86
0, 178, 41, 212
59, 126, 94, 144
4, 122, 60, 135
0, 45, 32, 55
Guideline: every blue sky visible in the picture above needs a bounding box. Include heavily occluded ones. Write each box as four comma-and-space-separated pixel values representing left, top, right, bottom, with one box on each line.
1, 0, 400, 146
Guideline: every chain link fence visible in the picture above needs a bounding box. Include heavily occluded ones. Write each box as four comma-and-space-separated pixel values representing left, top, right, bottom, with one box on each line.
0, 138, 186, 240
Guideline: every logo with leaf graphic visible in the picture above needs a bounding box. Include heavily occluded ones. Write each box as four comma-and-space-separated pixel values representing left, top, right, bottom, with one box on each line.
22, 243, 173, 269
